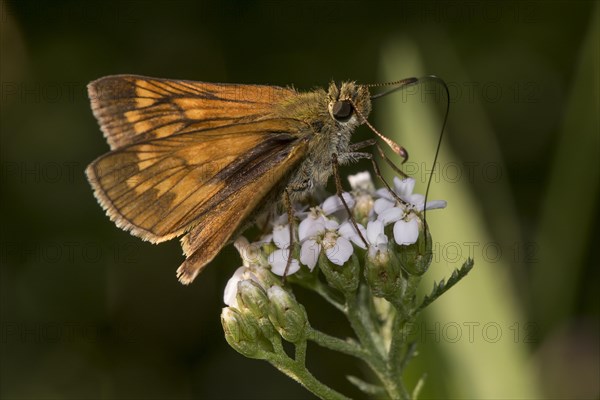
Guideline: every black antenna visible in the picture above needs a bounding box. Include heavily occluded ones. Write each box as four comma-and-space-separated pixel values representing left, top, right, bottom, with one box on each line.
408, 75, 450, 248
421, 76, 450, 250
368, 77, 420, 100
368, 75, 451, 249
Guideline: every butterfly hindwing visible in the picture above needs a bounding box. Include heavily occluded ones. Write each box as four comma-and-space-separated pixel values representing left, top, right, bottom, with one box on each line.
176, 132, 310, 284
86, 119, 309, 248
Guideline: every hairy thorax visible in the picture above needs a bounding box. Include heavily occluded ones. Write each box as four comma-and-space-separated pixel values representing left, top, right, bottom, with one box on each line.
276, 82, 372, 202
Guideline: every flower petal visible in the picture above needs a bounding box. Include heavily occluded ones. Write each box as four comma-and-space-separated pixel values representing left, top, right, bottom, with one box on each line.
393, 218, 419, 245
272, 224, 291, 249
223, 267, 246, 306
269, 249, 300, 276
376, 188, 394, 201
348, 171, 374, 192
298, 216, 325, 241
377, 206, 404, 225
323, 218, 339, 231
373, 197, 394, 214
325, 236, 353, 266
366, 220, 385, 245
321, 192, 355, 215
394, 177, 415, 196
405, 193, 425, 209
300, 239, 321, 270
338, 221, 367, 249
423, 200, 447, 211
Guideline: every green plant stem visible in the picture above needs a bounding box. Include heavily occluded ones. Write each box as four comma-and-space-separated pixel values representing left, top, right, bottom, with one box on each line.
345, 289, 410, 399
265, 351, 350, 400
388, 313, 404, 378
306, 327, 368, 359
295, 338, 307, 366
346, 289, 384, 357
387, 314, 412, 399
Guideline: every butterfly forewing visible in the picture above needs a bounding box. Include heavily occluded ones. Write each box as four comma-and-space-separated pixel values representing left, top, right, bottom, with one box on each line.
87, 75, 313, 284
88, 75, 298, 150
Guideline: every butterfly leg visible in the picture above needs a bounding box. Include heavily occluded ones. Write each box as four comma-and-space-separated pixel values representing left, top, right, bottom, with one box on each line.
282, 188, 295, 279
349, 151, 411, 208
348, 139, 377, 150
350, 140, 408, 178
280, 177, 314, 278
331, 153, 368, 248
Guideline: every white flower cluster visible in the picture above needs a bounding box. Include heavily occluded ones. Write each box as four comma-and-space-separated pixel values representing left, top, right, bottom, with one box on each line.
224, 172, 446, 306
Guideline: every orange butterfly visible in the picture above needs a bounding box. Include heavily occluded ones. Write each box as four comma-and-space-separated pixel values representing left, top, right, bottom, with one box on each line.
86, 75, 420, 284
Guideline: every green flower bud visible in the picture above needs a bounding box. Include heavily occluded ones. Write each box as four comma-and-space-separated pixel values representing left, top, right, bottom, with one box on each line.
318, 251, 360, 294
236, 280, 279, 341
397, 219, 433, 276
221, 307, 264, 359
364, 247, 403, 301
236, 280, 270, 318
267, 285, 308, 343
249, 264, 282, 289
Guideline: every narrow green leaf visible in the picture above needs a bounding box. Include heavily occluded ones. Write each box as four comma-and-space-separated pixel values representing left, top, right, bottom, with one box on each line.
417, 258, 474, 313
346, 375, 387, 396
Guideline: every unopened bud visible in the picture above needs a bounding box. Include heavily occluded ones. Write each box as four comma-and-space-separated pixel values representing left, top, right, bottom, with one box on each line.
365, 247, 403, 301
237, 280, 270, 319
397, 218, 433, 276
237, 280, 278, 340
267, 285, 308, 343
221, 307, 264, 359
249, 264, 282, 288
318, 252, 360, 293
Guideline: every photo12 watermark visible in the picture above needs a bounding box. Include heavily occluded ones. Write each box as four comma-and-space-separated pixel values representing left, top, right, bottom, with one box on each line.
401, 320, 539, 344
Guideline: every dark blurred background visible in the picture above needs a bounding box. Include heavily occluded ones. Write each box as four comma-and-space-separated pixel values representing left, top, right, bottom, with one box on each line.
1, 1, 598, 399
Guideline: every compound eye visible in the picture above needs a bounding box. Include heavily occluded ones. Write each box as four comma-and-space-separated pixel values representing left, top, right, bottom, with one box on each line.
332, 100, 353, 120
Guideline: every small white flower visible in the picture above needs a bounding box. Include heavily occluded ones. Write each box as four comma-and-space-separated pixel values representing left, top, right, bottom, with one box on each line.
393, 216, 420, 245
347, 172, 376, 221
224, 237, 271, 306
295, 191, 358, 270
299, 217, 354, 269
270, 213, 291, 249
299, 238, 321, 270
297, 191, 355, 231
376, 177, 447, 212
322, 230, 354, 266
374, 177, 446, 246
268, 249, 300, 276
298, 211, 328, 243
272, 224, 292, 249
348, 171, 375, 193
366, 219, 389, 259
265, 213, 301, 276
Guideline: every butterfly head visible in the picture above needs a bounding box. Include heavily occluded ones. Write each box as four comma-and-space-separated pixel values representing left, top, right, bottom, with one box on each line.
327, 81, 371, 127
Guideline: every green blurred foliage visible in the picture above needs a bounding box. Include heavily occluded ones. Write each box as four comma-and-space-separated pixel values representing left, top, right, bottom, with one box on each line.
1, 1, 598, 398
